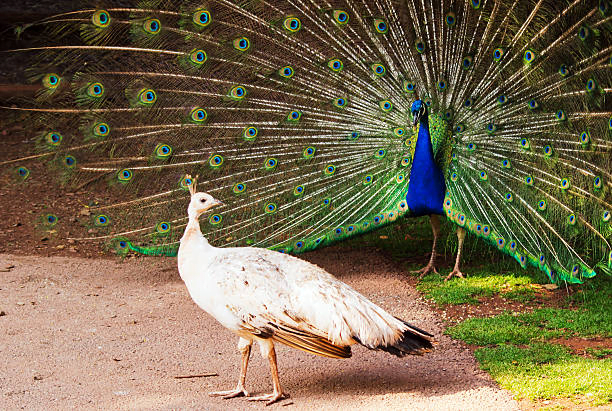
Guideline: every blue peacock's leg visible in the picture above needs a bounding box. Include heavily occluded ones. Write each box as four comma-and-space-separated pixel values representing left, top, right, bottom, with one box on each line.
413, 214, 441, 279
445, 228, 466, 281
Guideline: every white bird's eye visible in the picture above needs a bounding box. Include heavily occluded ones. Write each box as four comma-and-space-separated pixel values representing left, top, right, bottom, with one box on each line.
200, 198, 206, 203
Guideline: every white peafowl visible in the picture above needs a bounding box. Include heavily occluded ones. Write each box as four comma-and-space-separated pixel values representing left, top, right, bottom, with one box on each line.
178, 176, 432, 405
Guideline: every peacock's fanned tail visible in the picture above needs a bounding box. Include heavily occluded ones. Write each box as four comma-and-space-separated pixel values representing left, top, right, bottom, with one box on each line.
2, 0, 611, 283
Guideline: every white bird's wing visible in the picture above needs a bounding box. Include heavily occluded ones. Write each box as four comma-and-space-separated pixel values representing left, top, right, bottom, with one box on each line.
208, 248, 407, 357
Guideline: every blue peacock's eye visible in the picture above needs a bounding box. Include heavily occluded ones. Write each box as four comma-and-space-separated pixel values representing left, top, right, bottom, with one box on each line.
578, 25, 589, 41
528, 99, 539, 109
558, 64, 569, 77
324, 164, 336, 175
464, 97, 473, 108
265, 203, 277, 213
523, 49, 535, 64
462, 56, 473, 69
594, 176, 602, 189
350, 131, 360, 140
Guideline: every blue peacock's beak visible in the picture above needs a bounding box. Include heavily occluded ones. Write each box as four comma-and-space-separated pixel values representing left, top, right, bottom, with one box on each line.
412, 111, 420, 127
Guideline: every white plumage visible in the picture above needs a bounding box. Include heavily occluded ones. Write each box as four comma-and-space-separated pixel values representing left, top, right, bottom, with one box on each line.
178, 177, 432, 405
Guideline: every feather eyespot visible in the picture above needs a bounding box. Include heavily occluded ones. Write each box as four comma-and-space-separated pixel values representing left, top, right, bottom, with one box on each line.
117, 169, 133, 181
328, 59, 343, 72
333, 10, 349, 25
233, 37, 250, 51
192, 9, 211, 27
143, 18, 161, 34
43, 73, 61, 89
243, 126, 258, 140
154, 144, 172, 159
373, 19, 388, 33
208, 155, 223, 167
92, 10, 111, 27
229, 85, 247, 100
279, 66, 294, 78
371, 63, 386, 76
283, 17, 301, 33
190, 107, 207, 123
189, 49, 207, 65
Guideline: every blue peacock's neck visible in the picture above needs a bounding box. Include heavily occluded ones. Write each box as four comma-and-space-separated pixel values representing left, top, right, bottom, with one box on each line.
405, 115, 446, 216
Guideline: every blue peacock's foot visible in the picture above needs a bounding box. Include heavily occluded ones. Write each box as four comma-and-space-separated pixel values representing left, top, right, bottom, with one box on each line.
412, 263, 439, 279
444, 268, 464, 281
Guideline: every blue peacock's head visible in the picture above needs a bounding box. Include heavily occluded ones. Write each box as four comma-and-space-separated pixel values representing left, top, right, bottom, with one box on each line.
411, 99, 427, 126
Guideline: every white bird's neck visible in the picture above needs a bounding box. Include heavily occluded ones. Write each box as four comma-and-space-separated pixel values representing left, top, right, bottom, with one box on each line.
178, 209, 216, 281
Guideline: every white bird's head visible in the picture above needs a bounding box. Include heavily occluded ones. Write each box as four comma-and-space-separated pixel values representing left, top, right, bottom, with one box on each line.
185, 175, 223, 218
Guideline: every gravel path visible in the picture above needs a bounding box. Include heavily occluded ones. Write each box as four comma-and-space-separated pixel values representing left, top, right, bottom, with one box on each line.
0, 248, 519, 410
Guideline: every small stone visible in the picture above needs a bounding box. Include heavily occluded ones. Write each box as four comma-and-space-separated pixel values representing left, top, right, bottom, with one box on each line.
79, 208, 91, 216
0, 311, 6, 316
16, 302, 25, 306
56, 245, 66, 250
543, 284, 559, 290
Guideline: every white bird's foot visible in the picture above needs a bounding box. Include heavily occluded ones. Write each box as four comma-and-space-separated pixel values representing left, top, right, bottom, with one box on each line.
412, 263, 439, 279
444, 269, 464, 281
247, 391, 288, 406
209, 385, 249, 399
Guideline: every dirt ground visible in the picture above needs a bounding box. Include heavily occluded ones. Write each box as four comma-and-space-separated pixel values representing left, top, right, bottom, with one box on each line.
0, 249, 520, 410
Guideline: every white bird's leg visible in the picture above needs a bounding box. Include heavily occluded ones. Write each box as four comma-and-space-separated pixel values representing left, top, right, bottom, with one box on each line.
445, 227, 466, 281
412, 214, 440, 279
248, 339, 287, 406
209, 337, 252, 399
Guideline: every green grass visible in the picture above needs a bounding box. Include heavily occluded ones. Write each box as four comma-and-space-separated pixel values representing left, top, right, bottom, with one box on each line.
475, 344, 612, 405
446, 313, 563, 345
416, 269, 539, 305
586, 348, 612, 359
340, 217, 612, 407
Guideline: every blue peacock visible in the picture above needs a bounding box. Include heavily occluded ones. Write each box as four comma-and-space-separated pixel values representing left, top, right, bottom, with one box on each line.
1, 0, 611, 284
